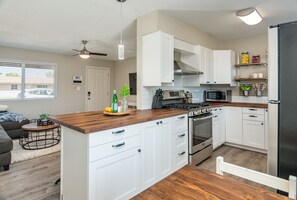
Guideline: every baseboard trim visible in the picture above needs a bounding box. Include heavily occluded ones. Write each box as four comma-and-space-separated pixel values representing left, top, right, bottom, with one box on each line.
224, 143, 267, 154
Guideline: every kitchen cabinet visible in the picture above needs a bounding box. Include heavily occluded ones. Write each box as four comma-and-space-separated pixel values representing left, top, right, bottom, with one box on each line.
141, 114, 187, 190
212, 107, 225, 150
242, 108, 265, 149
225, 107, 243, 144
213, 50, 236, 86
89, 147, 141, 200
195, 45, 213, 84
142, 31, 174, 86
59, 112, 188, 200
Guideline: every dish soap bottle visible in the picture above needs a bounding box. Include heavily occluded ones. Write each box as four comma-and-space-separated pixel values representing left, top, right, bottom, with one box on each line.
112, 90, 118, 113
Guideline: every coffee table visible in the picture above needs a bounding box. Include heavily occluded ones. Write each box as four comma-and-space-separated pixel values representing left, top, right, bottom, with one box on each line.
20, 123, 61, 150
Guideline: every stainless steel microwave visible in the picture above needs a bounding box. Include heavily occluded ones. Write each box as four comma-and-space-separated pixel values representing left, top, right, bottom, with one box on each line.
204, 90, 232, 102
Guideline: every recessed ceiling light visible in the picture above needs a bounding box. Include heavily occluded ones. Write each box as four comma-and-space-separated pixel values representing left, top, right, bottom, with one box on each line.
236, 7, 263, 25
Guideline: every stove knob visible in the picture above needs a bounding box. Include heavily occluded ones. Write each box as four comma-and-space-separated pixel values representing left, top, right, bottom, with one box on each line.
207, 108, 212, 112
197, 110, 201, 114
202, 109, 207, 113
189, 111, 193, 116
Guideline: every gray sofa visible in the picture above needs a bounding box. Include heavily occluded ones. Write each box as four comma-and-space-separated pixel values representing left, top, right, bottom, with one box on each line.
0, 125, 13, 171
1, 119, 30, 139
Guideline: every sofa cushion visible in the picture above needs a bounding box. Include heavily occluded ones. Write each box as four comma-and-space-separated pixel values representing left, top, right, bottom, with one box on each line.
0, 126, 13, 154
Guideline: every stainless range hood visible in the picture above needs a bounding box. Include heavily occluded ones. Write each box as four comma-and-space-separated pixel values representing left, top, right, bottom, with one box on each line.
174, 52, 203, 76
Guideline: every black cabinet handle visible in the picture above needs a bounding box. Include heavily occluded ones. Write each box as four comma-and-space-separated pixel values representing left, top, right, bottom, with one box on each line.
138, 149, 141, 153
112, 129, 125, 134
112, 142, 125, 148
249, 108, 257, 111
178, 133, 186, 138
178, 151, 186, 156
261, 123, 264, 125
160, 121, 162, 124
178, 116, 185, 120
156, 122, 159, 125
214, 115, 218, 118
249, 115, 258, 118
172, 80, 174, 82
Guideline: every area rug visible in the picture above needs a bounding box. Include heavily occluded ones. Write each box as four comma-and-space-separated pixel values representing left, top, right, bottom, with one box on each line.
11, 139, 60, 163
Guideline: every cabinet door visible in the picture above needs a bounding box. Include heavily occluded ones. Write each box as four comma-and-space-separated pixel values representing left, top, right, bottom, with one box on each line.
225, 107, 243, 144
243, 120, 265, 149
141, 120, 159, 189
160, 33, 174, 83
142, 31, 174, 86
212, 115, 220, 149
213, 50, 235, 85
158, 118, 172, 177
219, 107, 226, 145
198, 46, 213, 84
89, 148, 141, 200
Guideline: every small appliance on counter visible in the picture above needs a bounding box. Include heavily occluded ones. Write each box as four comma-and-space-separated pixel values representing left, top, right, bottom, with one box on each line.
184, 91, 193, 103
151, 89, 163, 109
204, 90, 232, 102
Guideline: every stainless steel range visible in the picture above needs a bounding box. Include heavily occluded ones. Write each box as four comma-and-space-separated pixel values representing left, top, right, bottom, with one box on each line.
161, 90, 213, 165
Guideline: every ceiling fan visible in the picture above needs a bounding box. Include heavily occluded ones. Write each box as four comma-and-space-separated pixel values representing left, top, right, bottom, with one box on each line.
72, 40, 107, 59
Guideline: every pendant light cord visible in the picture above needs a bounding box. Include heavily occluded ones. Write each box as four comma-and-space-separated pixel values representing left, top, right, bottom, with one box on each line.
120, 0, 123, 44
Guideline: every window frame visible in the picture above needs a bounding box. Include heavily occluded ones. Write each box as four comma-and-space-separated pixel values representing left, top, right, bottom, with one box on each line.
0, 59, 57, 101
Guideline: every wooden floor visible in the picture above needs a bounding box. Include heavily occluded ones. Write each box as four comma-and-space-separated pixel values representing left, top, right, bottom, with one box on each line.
0, 145, 267, 200
0, 152, 60, 200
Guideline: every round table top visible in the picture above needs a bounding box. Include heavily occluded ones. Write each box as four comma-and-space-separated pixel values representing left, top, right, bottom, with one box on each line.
22, 123, 60, 131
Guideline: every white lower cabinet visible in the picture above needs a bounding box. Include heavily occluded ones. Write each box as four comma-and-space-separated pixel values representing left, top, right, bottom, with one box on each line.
89, 147, 141, 200
225, 107, 243, 144
243, 120, 265, 149
212, 107, 225, 149
62, 114, 188, 200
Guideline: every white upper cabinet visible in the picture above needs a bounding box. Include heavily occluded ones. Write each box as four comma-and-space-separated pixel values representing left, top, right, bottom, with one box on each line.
142, 31, 174, 86
213, 50, 237, 86
196, 45, 213, 84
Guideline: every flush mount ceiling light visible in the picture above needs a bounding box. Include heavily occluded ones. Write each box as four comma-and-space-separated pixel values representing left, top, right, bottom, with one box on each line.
236, 7, 263, 25
117, 0, 126, 60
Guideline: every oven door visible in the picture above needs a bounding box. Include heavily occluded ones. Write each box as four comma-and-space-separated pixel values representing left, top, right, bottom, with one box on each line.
189, 113, 213, 154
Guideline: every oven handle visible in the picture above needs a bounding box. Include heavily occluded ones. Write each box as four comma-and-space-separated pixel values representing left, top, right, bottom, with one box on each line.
192, 115, 213, 121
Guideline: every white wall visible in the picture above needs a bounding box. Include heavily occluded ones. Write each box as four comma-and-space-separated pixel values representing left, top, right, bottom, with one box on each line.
114, 58, 137, 104
0, 45, 115, 119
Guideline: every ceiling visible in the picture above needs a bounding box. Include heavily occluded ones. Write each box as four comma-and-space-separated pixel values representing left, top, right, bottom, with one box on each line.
0, 0, 296, 61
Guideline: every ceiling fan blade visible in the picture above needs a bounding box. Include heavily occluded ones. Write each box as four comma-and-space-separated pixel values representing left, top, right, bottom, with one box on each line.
72, 49, 80, 52
89, 52, 108, 56
73, 54, 79, 56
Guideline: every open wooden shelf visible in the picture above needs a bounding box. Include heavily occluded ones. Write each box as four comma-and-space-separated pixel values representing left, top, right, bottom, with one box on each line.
235, 63, 267, 67
235, 78, 268, 81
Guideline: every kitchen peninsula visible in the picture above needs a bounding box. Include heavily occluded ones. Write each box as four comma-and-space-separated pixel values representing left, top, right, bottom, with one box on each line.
50, 109, 188, 200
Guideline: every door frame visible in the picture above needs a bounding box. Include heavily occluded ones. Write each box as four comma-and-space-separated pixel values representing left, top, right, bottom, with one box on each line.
85, 66, 111, 111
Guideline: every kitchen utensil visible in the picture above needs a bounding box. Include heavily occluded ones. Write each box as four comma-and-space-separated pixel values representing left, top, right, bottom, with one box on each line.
261, 83, 267, 91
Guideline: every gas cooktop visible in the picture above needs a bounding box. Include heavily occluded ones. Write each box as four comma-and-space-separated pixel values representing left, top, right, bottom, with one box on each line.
163, 102, 210, 109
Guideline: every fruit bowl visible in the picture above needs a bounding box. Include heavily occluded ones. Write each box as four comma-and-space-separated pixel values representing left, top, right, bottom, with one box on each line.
103, 110, 131, 116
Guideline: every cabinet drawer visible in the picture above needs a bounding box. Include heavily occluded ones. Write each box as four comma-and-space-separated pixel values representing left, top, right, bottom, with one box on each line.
243, 113, 264, 121
88, 124, 141, 147
172, 114, 188, 134
212, 107, 221, 114
172, 131, 187, 149
89, 135, 141, 162
243, 108, 264, 115
172, 144, 188, 170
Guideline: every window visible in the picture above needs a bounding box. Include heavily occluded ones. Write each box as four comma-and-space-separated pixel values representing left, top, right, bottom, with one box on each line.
11, 84, 18, 90
0, 60, 56, 100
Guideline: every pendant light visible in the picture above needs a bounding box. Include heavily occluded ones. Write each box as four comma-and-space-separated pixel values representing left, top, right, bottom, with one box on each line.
236, 7, 262, 25
117, 0, 126, 60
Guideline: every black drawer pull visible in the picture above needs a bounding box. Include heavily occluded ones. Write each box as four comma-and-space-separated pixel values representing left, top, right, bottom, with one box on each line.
160, 121, 162, 124
156, 122, 159, 125
178, 151, 186, 156
112, 142, 125, 148
178, 116, 185, 120
214, 115, 218, 118
249, 108, 257, 111
112, 129, 125, 134
249, 115, 258, 118
178, 134, 186, 138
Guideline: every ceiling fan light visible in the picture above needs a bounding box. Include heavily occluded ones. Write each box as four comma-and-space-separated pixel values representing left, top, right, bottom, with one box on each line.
118, 42, 124, 60
79, 51, 90, 59
236, 8, 262, 25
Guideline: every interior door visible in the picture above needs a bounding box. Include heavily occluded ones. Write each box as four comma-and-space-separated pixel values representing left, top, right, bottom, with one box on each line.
86, 66, 110, 111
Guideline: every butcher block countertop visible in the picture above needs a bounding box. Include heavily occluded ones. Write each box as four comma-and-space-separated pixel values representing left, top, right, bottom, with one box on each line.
208, 102, 268, 109
49, 109, 188, 134
133, 165, 289, 200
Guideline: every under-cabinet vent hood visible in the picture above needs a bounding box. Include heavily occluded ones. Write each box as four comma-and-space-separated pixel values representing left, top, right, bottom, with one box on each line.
174, 52, 203, 76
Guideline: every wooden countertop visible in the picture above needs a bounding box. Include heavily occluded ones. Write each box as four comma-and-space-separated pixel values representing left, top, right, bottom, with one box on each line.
133, 165, 289, 200
49, 109, 188, 134
208, 102, 268, 109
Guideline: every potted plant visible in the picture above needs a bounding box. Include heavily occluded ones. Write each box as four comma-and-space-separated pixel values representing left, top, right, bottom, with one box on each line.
38, 113, 50, 126
120, 84, 130, 112
240, 85, 252, 96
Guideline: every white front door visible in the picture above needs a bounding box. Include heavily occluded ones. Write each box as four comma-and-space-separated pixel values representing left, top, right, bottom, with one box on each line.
86, 66, 110, 111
